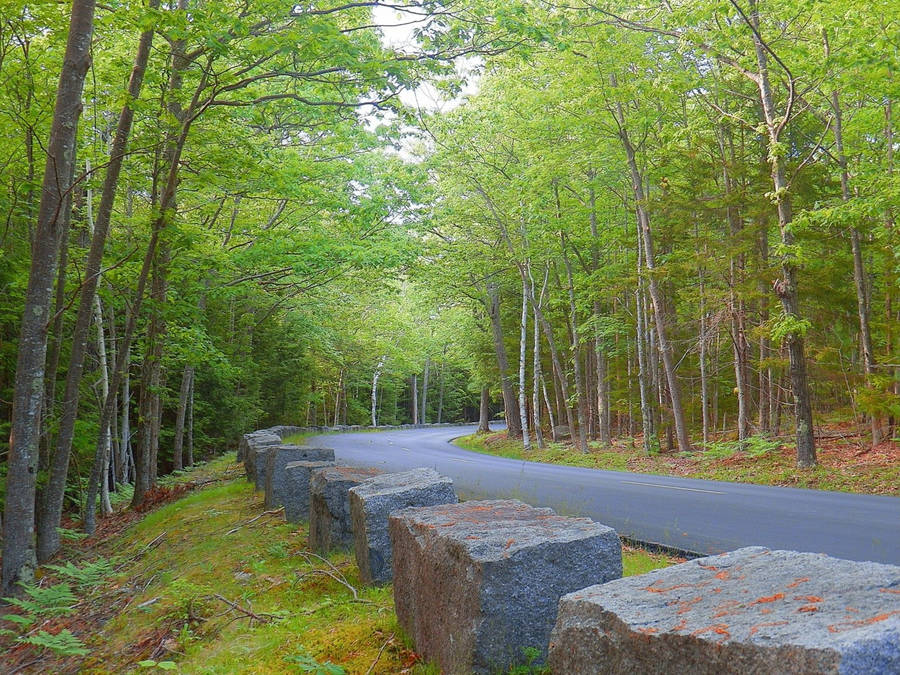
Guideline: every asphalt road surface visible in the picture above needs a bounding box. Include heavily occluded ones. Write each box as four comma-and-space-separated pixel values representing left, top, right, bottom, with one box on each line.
311, 424, 900, 565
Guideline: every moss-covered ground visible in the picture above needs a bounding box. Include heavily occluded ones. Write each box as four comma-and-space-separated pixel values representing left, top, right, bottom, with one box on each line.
1, 455, 676, 674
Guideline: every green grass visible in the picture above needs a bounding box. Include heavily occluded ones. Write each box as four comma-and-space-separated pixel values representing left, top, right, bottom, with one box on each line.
455, 432, 900, 496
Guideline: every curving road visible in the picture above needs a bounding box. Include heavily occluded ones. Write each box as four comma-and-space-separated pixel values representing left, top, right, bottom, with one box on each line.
310, 424, 900, 565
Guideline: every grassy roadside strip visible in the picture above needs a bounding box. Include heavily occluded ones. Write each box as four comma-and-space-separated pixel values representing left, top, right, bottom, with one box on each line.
1, 456, 677, 674
453, 432, 900, 496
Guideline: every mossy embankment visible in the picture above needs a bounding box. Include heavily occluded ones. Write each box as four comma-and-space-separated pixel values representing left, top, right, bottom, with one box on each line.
1, 455, 676, 674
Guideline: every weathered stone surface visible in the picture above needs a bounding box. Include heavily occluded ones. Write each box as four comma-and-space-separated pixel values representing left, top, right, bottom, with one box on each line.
243, 433, 281, 486
549, 546, 900, 675
349, 468, 457, 585
309, 466, 382, 553
390, 499, 621, 674
282, 459, 336, 522
264, 445, 335, 510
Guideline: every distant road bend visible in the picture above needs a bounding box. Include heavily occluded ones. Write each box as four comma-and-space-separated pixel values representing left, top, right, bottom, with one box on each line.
312, 425, 900, 565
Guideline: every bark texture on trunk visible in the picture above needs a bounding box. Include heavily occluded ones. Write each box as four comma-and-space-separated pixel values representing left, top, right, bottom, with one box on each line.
477, 386, 491, 433
36, 0, 158, 561
3, 0, 96, 594
486, 281, 523, 438
747, 0, 815, 466
613, 94, 690, 453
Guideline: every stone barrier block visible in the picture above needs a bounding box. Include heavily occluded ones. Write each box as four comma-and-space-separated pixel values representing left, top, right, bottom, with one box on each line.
549, 546, 900, 674
349, 468, 457, 585
264, 445, 335, 510
243, 433, 281, 486
390, 499, 621, 674
282, 460, 337, 523
309, 466, 382, 553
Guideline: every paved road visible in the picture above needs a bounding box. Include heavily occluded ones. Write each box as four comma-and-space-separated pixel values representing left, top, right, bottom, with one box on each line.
311, 424, 900, 565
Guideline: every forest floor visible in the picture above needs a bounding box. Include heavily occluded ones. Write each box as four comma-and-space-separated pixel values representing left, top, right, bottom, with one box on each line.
0, 456, 676, 674
456, 423, 900, 497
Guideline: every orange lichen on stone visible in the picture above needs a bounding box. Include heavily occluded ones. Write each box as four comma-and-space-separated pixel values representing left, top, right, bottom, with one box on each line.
504, 539, 515, 549
671, 618, 688, 631
828, 611, 900, 633
786, 577, 810, 588
798, 605, 819, 613
714, 570, 731, 580
880, 588, 900, 594
637, 627, 659, 635
794, 596, 823, 603
712, 600, 741, 618
673, 597, 702, 615
750, 593, 785, 605
699, 565, 719, 571
759, 608, 773, 615
690, 624, 731, 641
644, 581, 694, 593
748, 620, 789, 636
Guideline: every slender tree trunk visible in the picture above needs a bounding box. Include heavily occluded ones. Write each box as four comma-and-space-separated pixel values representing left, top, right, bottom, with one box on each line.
371, 356, 385, 426
635, 230, 655, 455
436, 350, 446, 423
560, 232, 588, 452
486, 281, 522, 437
3, 0, 96, 592
477, 386, 491, 433
824, 38, 879, 444
119, 345, 132, 483
93, 294, 113, 516
86, 26, 206, 529
533, 301, 546, 449
146, 247, 168, 487
699, 252, 710, 446
421, 358, 430, 424
518, 276, 531, 449
720, 126, 751, 443
747, 0, 815, 466
758, 224, 772, 433
186, 374, 194, 466
411, 374, 418, 424
613, 97, 690, 452
36, 2, 157, 561
172, 364, 193, 470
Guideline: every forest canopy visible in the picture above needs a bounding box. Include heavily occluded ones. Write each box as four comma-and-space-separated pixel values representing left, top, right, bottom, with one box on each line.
1, 0, 898, 593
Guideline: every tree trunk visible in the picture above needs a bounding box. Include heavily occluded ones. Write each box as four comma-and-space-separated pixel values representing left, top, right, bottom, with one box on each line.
477, 386, 491, 433
613, 96, 691, 452
3, 0, 96, 593
518, 276, 531, 450
560, 232, 589, 452
85, 12, 205, 529
758, 224, 772, 434
120, 345, 132, 483
36, 1, 157, 561
172, 364, 193, 471
698, 243, 710, 446
824, 37, 879, 445
486, 281, 522, 437
635, 234, 655, 455
371, 356, 385, 426
720, 125, 752, 443
411, 374, 418, 424
533, 301, 546, 449
185, 373, 194, 466
747, 0, 816, 466
436, 350, 446, 423
420, 357, 429, 424
93, 294, 113, 516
